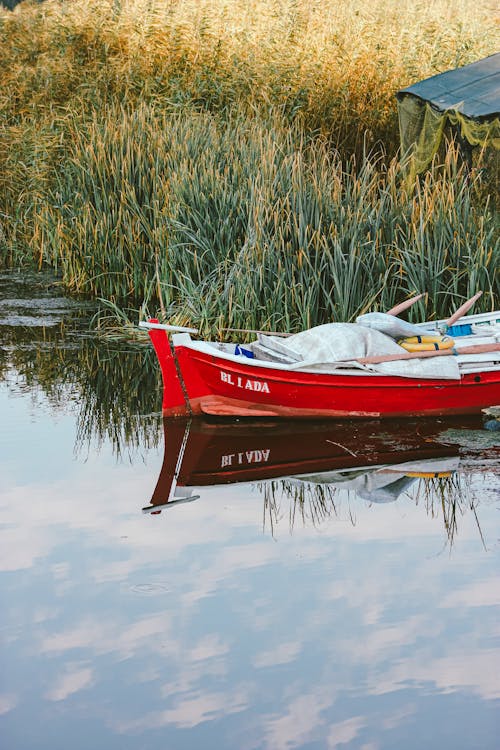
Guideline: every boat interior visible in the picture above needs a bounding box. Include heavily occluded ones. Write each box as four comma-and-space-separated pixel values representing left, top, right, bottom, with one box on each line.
174, 312, 500, 376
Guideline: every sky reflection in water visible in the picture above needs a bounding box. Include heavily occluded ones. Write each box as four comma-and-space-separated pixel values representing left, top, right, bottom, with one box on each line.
0, 273, 499, 750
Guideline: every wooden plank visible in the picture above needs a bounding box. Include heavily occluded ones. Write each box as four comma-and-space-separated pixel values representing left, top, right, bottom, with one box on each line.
355, 342, 500, 365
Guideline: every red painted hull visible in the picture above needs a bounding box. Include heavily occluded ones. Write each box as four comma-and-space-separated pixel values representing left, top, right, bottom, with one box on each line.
146, 417, 469, 511
184, 419, 463, 483
147, 329, 500, 419
144, 415, 500, 513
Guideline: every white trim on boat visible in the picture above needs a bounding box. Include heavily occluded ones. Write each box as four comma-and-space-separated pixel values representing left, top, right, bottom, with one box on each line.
171, 333, 385, 375
139, 321, 199, 334
417, 310, 500, 330
171, 332, 500, 376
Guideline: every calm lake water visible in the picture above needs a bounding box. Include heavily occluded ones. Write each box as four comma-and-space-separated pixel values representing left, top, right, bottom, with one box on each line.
1, 272, 499, 750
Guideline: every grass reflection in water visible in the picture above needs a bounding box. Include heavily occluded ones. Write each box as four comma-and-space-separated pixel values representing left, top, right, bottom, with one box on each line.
147, 416, 498, 548
0, 272, 162, 457
1, 271, 498, 547
261, 470, 489, 550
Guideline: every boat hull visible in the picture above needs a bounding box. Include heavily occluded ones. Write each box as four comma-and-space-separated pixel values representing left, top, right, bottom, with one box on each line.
145, 417, 467, 511
170, 343, 500, 419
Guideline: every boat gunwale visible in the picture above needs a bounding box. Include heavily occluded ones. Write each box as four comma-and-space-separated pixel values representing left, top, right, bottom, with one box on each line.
172, 333, 388, 377
173, 334, 500, 386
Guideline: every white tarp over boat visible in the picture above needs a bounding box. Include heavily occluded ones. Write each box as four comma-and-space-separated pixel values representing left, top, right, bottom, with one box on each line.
290, 456, 461, 503
355, 312, 435, 338
257, 323, 460, 379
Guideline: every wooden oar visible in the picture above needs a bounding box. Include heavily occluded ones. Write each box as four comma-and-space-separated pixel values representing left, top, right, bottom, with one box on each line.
355, 342, 499, 366
386, 291, 483, 327
223, 327, 292, 338
140, 321, 199, 334
444, 291, 483, 328
385, 293, 424, 316
224, 296, 426, 339
143, 292, 482, 341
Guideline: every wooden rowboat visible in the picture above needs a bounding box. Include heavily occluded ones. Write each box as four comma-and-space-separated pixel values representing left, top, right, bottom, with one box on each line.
141, 305, 500, 419
143, 417, 467, 513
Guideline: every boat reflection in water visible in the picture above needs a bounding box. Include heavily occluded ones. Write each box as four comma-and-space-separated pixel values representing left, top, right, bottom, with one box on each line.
144, 417, 497, 541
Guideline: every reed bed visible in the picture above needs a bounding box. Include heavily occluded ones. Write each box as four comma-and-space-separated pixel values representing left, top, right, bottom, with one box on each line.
35, 105, 498, 332
3, 320, 162, 454
1, 0, 498, 331
262, 472, 484, 547
2, 0, 495, 135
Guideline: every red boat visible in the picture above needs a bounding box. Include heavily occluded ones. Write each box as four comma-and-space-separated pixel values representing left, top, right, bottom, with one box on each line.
144, 417, 469, 513
141, 311, 500, 419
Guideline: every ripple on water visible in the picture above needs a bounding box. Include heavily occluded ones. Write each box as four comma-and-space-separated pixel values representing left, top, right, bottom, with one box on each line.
127, 583, 172, 596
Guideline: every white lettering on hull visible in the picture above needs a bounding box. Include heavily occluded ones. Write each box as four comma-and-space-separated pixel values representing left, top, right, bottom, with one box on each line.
221, 449, 271, 468
220, 370, 270, 394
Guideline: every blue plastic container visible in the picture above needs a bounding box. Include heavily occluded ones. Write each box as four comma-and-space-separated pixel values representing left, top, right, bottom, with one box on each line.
447, 324, 472, 337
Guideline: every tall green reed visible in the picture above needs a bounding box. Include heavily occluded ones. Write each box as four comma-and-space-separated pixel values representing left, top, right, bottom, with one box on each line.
36, 104, 498, 334
2, 0, 497, 292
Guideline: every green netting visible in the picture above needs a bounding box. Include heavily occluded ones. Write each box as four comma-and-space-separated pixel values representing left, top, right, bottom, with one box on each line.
398, 94, 500, 175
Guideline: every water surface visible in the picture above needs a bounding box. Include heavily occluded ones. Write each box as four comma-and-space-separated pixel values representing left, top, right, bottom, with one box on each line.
1, 272, 499, 749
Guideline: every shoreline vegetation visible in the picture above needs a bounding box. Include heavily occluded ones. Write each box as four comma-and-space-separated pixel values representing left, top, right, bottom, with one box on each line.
1, 0, 498, 336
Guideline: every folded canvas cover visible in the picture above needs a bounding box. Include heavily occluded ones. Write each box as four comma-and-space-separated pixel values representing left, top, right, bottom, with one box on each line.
257, 323, 461, 379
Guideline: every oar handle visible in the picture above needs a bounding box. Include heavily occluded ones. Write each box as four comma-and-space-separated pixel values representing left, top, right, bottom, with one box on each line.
386, 294, 424, 316
446, 292, 483, 327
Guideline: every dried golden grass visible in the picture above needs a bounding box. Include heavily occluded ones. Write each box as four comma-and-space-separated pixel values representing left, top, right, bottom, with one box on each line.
1, 0, 497, 143
1, 0, 498, 328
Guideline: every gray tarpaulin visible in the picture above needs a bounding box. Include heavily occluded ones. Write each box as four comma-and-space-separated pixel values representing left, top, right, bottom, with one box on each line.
396, 53, 500, 174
